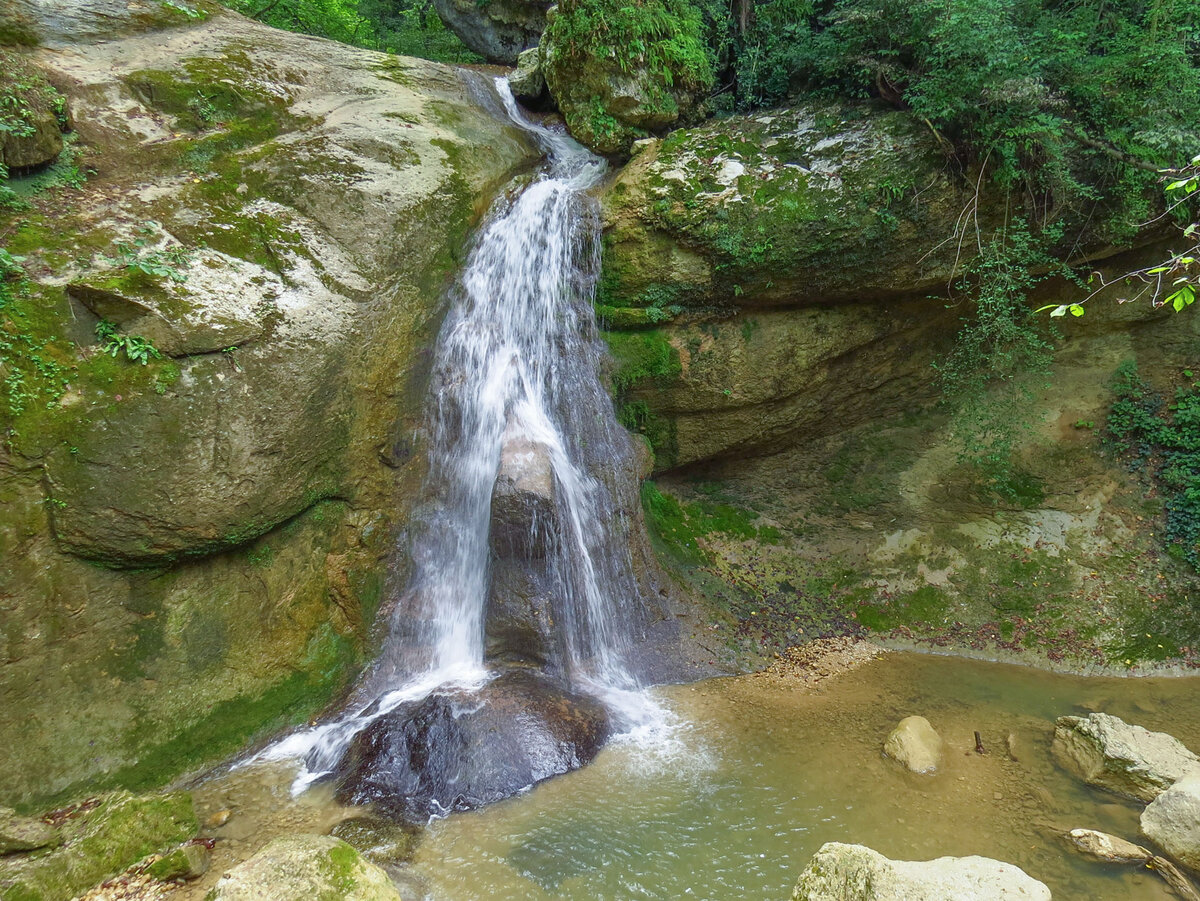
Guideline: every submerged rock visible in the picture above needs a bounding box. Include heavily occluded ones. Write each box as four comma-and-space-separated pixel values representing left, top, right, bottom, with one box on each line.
883, 716, 943, 774
0, 791, 197, 901
791, 842, 1051, 900
1053, 713, 1200, 802
1142, 773, 1200, 871
330, 816, 421, 866
143, 842, 211, 881
207, 834, 403, 901
333, 669, 610, 821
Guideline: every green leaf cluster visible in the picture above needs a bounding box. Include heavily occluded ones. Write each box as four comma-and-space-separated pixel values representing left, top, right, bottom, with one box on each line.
545, 0, 714, 95
95, 319, 163, 366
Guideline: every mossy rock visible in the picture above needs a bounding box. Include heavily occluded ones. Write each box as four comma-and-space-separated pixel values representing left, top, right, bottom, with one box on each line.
205, 835, 404, 901
0, 791, 197, 901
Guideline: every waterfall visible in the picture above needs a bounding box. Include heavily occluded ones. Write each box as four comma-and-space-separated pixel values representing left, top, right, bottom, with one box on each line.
261, 79, 664, 809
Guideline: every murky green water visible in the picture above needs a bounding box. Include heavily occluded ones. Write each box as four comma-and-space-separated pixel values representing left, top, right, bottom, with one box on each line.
402, 653, 1200, 900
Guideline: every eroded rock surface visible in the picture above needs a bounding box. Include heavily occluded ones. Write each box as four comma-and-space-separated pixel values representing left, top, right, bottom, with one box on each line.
1053, 713, 1200, 802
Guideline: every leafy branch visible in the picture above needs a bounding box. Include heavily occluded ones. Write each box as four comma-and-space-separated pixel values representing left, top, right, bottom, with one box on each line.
1037, 155, 1200, 318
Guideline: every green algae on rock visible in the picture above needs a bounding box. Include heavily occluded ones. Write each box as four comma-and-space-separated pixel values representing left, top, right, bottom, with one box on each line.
205, 835, 404, 901
0, 791, 197, 901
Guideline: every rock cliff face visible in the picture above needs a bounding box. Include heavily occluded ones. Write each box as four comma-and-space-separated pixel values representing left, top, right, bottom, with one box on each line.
0, 4, 536, 806
598, 102, 1200, 670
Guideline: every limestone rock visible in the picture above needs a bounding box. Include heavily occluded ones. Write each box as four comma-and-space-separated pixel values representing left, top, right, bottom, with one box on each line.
883, 716, 943, 774
1065, 828, 1151, 864
490, 432, 557, 559
2, 0, 225, 44
1053, 713, 1200, 801
0, 791, 197, 901
207, 835, 403, 901
509, 46, 547, 105
0, 108, 62, 171
1142, 773, 1200, 871
0, 807, 59, 854
432, 0, 551, 63
0, 2, 537, 808
334, 669, 610, 822
792, 842, 1051, 900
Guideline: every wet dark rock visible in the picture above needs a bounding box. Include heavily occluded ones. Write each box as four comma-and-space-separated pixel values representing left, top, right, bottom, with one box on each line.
333, 670, 610, 821
509, 47, 548, 107
485, 560, 564, 669
490, 433, 557, 560
431, 0, 551, 64
485, 434, 565, 668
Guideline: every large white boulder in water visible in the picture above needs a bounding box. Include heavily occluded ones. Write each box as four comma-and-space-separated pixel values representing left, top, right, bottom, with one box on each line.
792, 843, 1051, 900
883, 716, 943, 774
1142, 773, 1200, 870
1053, 713, 1200, 801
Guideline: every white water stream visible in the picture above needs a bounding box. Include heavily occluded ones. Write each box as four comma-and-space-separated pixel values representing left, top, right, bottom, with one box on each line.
261, 79, 670, 791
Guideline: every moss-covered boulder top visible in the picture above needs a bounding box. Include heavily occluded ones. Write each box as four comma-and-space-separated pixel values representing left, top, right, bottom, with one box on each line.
0, 5, 537, 808
600, 102, 1007, 318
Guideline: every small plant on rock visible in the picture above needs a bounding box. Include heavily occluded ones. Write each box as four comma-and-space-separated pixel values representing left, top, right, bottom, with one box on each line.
95, 319, 162, 365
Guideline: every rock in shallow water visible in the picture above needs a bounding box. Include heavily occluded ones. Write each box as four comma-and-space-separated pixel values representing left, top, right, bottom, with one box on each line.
207, 835, 403, 901
792, 842, 1051, 900
1053, 712, 1200, 802
883, 716, 943, 774
1142, 773, 1200, 871
333, 670, 610, 821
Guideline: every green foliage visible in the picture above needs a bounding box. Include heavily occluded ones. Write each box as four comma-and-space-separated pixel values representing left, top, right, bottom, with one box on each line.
220, 0, 481, 63
1106, 361, 1200, 570
99, 230, 193, 283
0, 48, 70, 209
934, 220, 1059, 501
688, 0, 1198, 238
0, 250, 71, 419
95, 320, 163, 366
640, 480, 778, 565
548, 0, 713, 93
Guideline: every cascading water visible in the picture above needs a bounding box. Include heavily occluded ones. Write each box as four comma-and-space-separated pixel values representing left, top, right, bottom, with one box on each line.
262, 78, 668, 816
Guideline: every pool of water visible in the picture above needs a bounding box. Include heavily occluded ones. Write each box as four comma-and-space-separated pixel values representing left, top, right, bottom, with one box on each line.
402, 652, 1200, 900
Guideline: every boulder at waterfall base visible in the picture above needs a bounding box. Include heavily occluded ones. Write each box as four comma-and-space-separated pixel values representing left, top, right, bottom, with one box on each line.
792, 842, 1051, 900
1053, 713, 1200, 801
334, 670, 611, 821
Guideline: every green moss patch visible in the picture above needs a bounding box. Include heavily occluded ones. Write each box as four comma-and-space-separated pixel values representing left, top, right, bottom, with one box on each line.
0, 791, 197, 901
